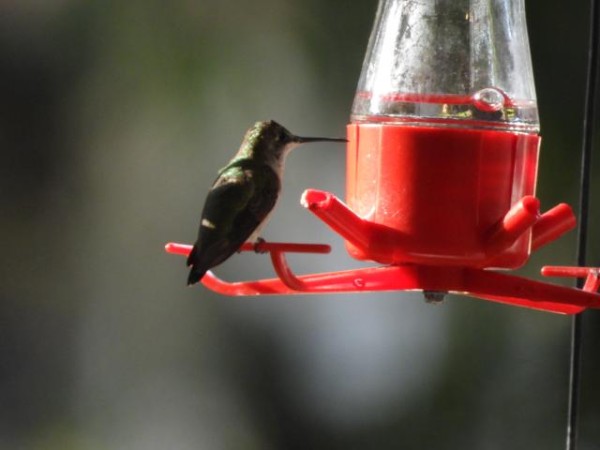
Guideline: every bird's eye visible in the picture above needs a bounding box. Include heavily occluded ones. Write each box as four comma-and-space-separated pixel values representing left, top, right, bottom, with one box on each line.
277, 131, 286, 142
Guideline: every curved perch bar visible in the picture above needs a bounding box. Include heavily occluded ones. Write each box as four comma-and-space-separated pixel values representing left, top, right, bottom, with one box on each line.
542, 266, 600, 294
165, 240, 600, 314
270, 251, 309, 291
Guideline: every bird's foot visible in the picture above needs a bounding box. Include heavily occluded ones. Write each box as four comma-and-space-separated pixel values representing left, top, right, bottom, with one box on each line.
253, 237, 268, 254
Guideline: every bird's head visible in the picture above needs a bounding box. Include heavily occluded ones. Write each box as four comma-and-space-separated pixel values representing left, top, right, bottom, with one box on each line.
245, 120, 346, 164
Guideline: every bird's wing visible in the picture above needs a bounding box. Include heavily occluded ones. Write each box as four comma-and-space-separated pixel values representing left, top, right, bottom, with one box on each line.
187, 164, 280, 272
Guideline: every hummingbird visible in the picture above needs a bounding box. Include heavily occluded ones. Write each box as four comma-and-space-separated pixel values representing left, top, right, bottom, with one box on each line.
186, 120, 346, 285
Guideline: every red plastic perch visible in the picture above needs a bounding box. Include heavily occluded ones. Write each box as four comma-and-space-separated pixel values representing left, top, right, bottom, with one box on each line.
165, 242, 600, 315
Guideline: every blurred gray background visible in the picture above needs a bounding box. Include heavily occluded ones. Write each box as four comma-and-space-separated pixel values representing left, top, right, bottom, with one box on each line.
1, 1, 600, 449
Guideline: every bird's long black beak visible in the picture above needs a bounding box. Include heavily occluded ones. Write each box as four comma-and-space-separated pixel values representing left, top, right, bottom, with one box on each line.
294, 136, 347, 144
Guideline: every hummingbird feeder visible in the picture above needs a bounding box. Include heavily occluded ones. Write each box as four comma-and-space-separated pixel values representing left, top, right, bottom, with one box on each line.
166, 0, 600, 314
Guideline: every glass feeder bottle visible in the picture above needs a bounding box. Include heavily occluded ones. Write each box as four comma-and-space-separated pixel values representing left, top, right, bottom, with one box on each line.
346, 0, 541, 269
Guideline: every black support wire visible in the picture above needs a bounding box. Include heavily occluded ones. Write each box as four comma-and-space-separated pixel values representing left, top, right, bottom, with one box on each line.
566, 0, 600, 448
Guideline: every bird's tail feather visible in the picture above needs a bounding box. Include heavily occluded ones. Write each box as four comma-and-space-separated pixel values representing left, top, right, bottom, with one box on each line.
186, 246, 206, 286
186, 245, 198, 267
187, 266, 207, 286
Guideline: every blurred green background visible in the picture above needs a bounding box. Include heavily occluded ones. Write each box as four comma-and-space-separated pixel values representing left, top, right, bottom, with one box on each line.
1, 0, 599, 448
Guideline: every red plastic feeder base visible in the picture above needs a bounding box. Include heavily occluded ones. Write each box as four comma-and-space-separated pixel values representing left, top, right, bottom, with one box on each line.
345, 124, 543, 268
165, 190, 600, 315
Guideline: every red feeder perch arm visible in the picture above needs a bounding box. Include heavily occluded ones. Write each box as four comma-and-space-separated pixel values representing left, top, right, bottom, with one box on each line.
484, 196, 540, 255
165, 206, 600, 314
301, 188, 577, 264
532, 203, 578, 251
542, 266, 600, 293
165, 242, 332, 295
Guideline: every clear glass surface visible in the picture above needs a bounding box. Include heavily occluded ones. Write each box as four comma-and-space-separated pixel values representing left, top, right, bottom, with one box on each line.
352, 0, 539, 132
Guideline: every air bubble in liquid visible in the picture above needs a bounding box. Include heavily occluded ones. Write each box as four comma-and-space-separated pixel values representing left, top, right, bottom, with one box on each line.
472, 88, 507, 112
